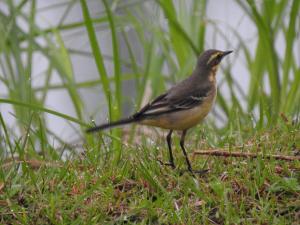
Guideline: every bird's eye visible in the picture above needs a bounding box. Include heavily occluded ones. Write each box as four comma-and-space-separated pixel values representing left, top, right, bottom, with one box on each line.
214, 54, 223, 63
207, 53, 222, 65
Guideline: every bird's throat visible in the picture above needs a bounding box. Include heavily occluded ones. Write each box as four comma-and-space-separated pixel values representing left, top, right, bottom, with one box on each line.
209, 65, 219, 83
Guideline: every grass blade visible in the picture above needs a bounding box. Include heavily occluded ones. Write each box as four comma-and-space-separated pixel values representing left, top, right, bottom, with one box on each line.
0, 98, 88, 126
80, 0, 112, 119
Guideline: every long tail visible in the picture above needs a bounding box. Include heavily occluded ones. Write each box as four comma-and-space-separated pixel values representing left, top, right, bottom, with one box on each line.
86, 117, 137, 133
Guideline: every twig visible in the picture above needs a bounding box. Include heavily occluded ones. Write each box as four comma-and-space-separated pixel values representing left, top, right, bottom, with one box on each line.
193, 150, 300, 161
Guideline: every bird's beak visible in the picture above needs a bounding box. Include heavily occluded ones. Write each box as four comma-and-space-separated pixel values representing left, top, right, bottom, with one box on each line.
222, 50, 233, 57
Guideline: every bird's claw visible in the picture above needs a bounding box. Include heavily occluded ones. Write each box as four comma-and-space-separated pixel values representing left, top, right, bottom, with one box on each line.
180, 169, 210, 176
157, 159, 176, 169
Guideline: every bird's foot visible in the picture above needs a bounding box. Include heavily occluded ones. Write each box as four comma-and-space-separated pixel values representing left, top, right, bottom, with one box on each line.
180, 168, 210, 176
191, 169, 210, 175
157, 159, 176, 169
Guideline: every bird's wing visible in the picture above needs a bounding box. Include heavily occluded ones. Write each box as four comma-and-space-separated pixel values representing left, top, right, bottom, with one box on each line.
132, 93, 169, 119
170, 92, 208, 109
133, 85, 211, 119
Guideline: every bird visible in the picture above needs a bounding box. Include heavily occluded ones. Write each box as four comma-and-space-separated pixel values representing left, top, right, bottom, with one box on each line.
87, 49, 233, 174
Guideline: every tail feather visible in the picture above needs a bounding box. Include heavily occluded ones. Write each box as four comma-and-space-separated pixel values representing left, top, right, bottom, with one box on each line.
86, 117, 136, 133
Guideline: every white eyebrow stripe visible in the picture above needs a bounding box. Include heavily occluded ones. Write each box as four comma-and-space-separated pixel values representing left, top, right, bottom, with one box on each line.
207, 52, 221, 65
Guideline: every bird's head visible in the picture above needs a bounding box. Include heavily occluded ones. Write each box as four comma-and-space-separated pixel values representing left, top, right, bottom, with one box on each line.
197, 49, 233, 70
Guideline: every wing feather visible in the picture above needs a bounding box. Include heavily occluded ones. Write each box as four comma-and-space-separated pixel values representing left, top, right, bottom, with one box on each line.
133, 86, 211, 119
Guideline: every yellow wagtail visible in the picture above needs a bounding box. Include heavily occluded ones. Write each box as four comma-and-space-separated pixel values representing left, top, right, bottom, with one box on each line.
87, 49, 233, 173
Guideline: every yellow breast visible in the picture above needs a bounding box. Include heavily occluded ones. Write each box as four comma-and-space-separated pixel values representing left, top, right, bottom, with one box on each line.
140, 89, 217, 130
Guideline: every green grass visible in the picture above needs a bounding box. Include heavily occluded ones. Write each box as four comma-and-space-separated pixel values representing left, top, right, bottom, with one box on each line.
1, 119, 299, 224
1, 0, 300, 224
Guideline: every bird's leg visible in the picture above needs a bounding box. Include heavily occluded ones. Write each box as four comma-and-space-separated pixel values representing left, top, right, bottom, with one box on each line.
180, 130, 209, 175
179, 130, 193, 172
157, 130, 175, 169
166, 130, 175, 168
